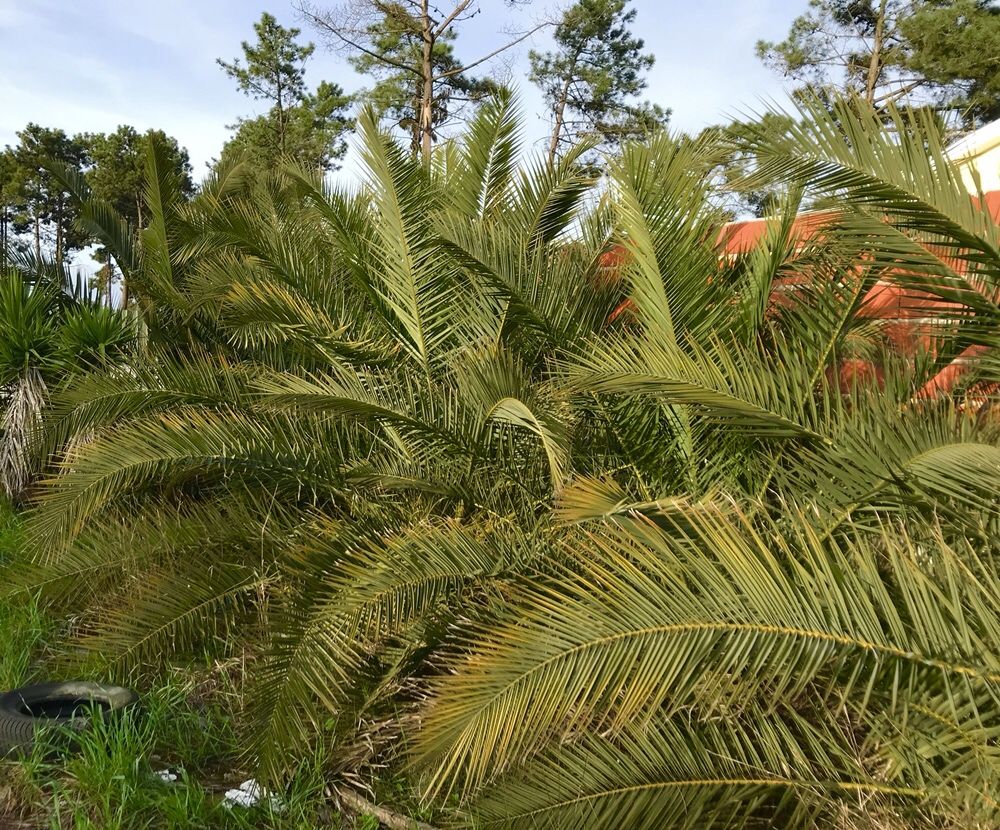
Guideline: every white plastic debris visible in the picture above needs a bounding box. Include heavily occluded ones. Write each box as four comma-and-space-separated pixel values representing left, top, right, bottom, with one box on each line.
153, 768, 179, 783
222, 778, 283, 812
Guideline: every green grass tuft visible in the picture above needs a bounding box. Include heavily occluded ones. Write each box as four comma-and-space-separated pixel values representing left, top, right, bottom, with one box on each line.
3, 689, 341, 828
0, 586, 340, 827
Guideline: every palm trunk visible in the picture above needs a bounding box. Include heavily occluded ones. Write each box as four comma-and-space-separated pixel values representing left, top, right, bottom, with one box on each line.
0, 367, 47, 502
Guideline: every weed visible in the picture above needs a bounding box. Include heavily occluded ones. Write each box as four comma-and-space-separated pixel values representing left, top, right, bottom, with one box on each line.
0, 685, 346, 828
0, 570, 346, 827
0, 500, 22, 561
0, 597, 49, 691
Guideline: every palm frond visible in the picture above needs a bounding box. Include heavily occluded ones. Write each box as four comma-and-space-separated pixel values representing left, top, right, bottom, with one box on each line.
250, 517, 533, 781
445, 89, 522, 221
609, 132, 730, 346
740, 96, 1000, 339
564, 334, 825, 439
467, 705, 934, 830
414, 507, 1000, 797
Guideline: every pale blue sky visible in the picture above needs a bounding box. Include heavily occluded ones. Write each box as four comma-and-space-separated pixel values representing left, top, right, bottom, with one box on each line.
1, 0, 797, 176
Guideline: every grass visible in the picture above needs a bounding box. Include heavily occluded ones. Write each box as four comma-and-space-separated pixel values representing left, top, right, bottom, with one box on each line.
0, 652, 344, 828
3, 686, 339, 829
0, 501, 47, 693
0, 504, 361, 828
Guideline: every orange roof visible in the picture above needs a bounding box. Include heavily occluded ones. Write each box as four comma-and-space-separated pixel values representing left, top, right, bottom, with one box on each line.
977, 190, 1000, 217
717, 190, 1000, 255
716, 209, 835, 254
599, 190, 1000, 399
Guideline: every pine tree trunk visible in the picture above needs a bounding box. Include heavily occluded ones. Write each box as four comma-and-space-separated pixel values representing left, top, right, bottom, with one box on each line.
865, 0, 889, 106
420, 0, 435, 164
547, 75, 574, 166
411, 81, 423, 158
55, 201, 63, 270
276, 73, 286, 156
124, 197, 142, 309
33, 215, 40, 263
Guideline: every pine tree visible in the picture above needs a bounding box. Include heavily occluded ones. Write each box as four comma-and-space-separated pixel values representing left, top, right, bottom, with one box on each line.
5, 125, 90, 267
299, 0, 546, 161
218, 12, 352, 170
85, 126, 193, 228
901, 0, 1000, 127
84, 126, 194, 306
344, 18, 495, 157
0, 150, 17, 263
758, 0, 1000, 129
529, 0, 669, 164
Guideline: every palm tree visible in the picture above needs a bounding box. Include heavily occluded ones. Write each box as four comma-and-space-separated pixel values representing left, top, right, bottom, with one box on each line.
10, 93, 1000, 827
412, 99, 1000, 827
17, 93, 615, 772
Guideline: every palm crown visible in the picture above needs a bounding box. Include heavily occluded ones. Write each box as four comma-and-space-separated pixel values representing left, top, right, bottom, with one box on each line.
11, 91, 1000, 828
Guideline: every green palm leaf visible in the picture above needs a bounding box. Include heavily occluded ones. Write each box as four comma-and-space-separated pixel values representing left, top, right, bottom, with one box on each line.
414, 507, 1000, 796
467, 706, 932, 829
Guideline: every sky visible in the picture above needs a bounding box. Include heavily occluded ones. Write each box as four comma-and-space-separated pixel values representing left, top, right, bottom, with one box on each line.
0, 0, 799, 177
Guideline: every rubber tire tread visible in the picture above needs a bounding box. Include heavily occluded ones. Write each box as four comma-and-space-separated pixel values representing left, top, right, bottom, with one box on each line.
0, 682, 139, 756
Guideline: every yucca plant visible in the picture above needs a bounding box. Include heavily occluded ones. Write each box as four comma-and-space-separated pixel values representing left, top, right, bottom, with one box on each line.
8, 92, 1000, 827
0, 252, 133, 502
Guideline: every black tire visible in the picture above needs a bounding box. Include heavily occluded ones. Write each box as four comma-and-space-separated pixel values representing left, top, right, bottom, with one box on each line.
0, 681, 139, 756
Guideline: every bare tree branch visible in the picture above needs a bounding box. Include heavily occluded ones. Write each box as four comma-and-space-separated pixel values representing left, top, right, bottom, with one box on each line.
433, 21, 551, 81
874, 78, 928, 105
434, 0, 472, 37
296, 2, 421, 75
336, 787, 439, 830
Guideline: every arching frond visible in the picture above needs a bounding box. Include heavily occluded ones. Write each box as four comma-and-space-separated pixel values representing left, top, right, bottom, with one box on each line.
741, 96, 1000, 339
467, 705, 940, 830
445, 88, 522, 221
249, 517, 537, 781
414, 508, 1000, 798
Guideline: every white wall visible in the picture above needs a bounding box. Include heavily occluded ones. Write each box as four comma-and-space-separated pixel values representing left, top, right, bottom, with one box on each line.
948, 119, 1000, 194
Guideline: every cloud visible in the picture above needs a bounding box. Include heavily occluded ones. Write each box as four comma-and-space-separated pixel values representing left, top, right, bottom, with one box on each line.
632, 0, 794, 132
1, 0, 798, 170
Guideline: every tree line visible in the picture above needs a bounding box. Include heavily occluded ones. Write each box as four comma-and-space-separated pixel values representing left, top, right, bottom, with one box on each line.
3, 0, 1000, 272
0, 0, 667, 277
0, 126, 192, 272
